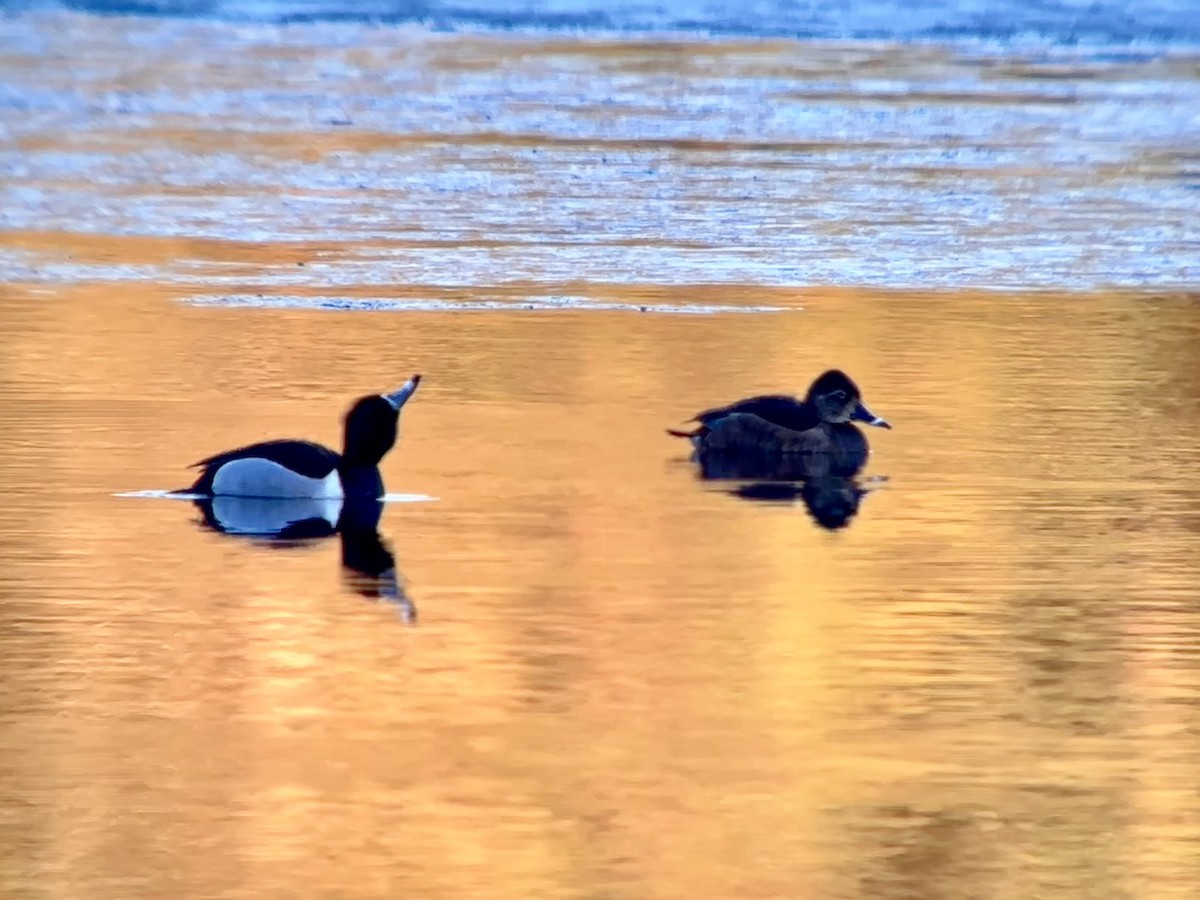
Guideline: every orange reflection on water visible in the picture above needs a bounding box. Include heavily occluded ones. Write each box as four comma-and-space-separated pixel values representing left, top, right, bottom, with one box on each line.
3, 274, 1200, 899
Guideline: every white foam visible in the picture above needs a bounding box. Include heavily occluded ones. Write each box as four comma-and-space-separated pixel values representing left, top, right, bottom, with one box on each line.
185, 295, 793, 315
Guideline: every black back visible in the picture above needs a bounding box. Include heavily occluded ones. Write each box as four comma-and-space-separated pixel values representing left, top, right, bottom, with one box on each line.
188, 439, 340, 494
692, 370, 866, 433
695, 394, 820, 432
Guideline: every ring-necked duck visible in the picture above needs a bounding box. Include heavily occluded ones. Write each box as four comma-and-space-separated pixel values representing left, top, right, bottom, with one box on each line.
667, 369, 890, 477
186, 375, 421, 499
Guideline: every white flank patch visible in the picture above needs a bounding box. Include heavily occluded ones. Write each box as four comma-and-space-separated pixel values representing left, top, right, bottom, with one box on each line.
210, 458, 344, 499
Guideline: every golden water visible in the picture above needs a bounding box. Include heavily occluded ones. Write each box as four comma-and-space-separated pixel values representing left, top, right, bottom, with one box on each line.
3, 282, 1200, 899
3, 12, 1200, 900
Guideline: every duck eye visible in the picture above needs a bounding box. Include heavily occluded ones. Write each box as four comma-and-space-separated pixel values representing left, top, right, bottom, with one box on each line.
828, 389, 847, 404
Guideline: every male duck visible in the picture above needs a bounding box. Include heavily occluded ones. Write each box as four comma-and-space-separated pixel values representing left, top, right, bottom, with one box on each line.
187, 375, 421, 499
668, 369, 890, 478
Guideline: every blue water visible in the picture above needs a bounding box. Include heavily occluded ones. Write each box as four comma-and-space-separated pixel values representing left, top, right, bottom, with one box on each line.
0, 0, 1196, 293
4, 0, 1200, 48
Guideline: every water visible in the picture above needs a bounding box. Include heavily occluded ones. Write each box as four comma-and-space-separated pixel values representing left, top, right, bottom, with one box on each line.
4, 287, 1200, 899
0, 9, 1197, 293
8, 0, 1200, 46
2, 2, 1200, 898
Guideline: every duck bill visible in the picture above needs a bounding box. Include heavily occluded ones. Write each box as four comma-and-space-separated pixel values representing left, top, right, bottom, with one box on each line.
851, 400, 891, 429
383, 374, 422, 411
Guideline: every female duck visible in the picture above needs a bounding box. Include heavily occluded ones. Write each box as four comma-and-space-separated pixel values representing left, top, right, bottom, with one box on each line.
668, 369, 890, 478
187, 375, 421, 499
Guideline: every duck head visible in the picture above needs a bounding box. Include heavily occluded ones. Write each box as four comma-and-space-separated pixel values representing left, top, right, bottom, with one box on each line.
806, 369, 891, 429
342, 374, 422, 466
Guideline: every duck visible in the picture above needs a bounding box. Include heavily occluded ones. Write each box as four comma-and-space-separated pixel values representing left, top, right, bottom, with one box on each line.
186, 375, 421, 499
667, 369, 890, 479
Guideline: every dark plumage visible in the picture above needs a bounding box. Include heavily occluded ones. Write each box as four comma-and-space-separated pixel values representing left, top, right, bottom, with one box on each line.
727, 477, 873, 530
190, 440, 340, 487
668, 369, 890, 479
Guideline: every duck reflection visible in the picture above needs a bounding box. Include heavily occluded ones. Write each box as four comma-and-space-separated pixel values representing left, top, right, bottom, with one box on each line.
688, 425, 885, 529
727, 477, 875, 530
194, 496, 416, 623
694, 433, 871, 482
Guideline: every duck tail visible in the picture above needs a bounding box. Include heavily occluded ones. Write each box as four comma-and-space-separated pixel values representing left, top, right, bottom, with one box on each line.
666, 427, 699, 439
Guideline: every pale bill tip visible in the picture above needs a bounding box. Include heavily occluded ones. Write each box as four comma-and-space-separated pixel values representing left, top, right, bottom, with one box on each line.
383, 374, 422, 411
